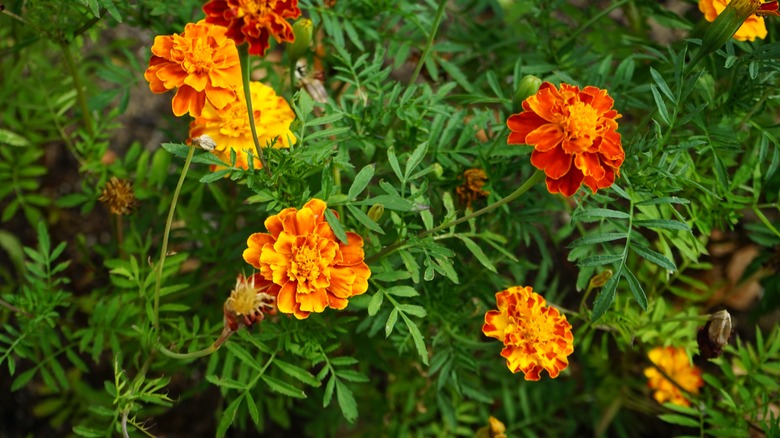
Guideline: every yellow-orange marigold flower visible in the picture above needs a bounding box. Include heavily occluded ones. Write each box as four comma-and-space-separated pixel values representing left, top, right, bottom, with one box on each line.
644, 346, 704, 407
699, 0, 777, 41
482, 286, 574, 381
189, 81, 296, 170
204, 0, 301, 56
243, 199, 371, 319
507, 82, 624, 197
144, 20, 241, 117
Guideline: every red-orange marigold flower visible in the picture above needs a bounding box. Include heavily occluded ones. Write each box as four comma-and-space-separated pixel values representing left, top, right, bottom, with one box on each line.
507, 82, 624, 197
482, 286, 574, 381
144, 20, 242, 117
644, 346, 704, 407
204, 0, 301, 56
243, 199, 371, 319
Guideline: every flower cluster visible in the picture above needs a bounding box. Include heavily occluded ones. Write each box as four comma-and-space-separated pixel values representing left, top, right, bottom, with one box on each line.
482, 286, 574, 381
644, 346, 704, 407
243, 199, 371, 319
507, 82, 624, 197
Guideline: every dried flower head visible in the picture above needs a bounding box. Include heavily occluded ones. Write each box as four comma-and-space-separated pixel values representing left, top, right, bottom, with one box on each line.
697, 310, 732, 359
699, 0, 778, 41
99, 177, 140, 215
507, 82, 624, 197
482, 286, 574, 381
189, 81, 296, 170
144, 20, 241, 117
203, 0, 302, 56
644, 346, 704, 407
243, 198, 371, 319
456, 168, 490, 209
223, 273, 278, 331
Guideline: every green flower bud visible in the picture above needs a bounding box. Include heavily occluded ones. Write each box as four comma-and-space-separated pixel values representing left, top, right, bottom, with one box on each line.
512, 75, 542, 113
588, 269, 613, 289
367, 204, 384, 223
432, 163, 444, 180
286, 18, 313, 63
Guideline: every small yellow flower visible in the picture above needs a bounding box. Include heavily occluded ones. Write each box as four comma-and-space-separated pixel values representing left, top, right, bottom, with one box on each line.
482, 286, 574, 381
98, 177, 139, 215
644, 346, 704, 407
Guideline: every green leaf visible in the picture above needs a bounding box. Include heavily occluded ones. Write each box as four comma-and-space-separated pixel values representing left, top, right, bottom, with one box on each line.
404, 142, 429, 181
261, 375, 306, 399
573, 208, 630, 222
402, 314, 429, 365
456, 236, 497, 273
274, 359, 320, 386
216, 394, 244, 438
622, 268, 647, 310
387, 147, 403, 182
591, 269, 620, 322
72, 426, 105, 437
578, 254, 623, 267
384, 286, 419, 297
650, 67, 675, 102
367, 292, 383, 316
635, 219, 691, 232
658, 414, 700, 428
226, 343, 262, 372
398, 304, 427, 318
200, 169, 232, 183
567, 232, 627, 248
650, 86, 670, 125
385, 308, 399, 337
335, 380, 358, 423
0, 128, 30, 147
347, 164, 375, 200
630, 243, 676, 271
636, 197, 690, 206
323, 375, 335, 407
346, 205, 384, 234
245, 391, 259, 425
324, 209, 349, 244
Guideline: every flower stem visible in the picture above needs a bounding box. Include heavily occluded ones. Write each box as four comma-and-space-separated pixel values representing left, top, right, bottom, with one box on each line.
158, 327, 234, 360
239, 45, 271, 176
367, 169, 544, 263
152, 145, 195, 330
558, 0, 629, 50
60, 42, 94, 138
409, 0, 448, 85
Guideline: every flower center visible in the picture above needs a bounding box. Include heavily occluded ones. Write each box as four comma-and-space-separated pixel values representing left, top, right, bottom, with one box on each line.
237, 0, 270, 17
219, 105, 258, 138
564, 100, 600, 141
290, 238, 322, 288
185, 38, 216, 73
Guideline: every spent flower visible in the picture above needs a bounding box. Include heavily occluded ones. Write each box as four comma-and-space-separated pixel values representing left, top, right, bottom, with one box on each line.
243, 199, 371, 319
507, 82, 624, 197
456, 168, 490, 209
223, 273, 278, 331
99, 177, 140, 215
482, 286, 574, 381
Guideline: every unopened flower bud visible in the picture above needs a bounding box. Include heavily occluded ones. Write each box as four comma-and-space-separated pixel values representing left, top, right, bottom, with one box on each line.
367, 204, 384, 223
432, 163, 444, 180
513, 75, 542, 112
286, 18, 313, 63
192, 135, 216, 152
588, 269, 613, 289
697, 309, 732, 359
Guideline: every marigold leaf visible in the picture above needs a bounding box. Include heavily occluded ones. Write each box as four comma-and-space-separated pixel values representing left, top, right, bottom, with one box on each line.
578, 254, 624, 267
572, 208, 630, 222
324, 209, 349, 244
206, 375, 247, 390
245, 391, 259, 425
636, 197, 690, 206
216, 394, 244, 438
634, 219, 691, 232
330, 356, 359, 367
306, 126, 351, 143
261, 375, 306, 399
323, 375, 335, 407
199, 169, 232, 184
404, 141, 429, 181
658, 414, 700, 428
402, 313, 429, 365
11, 368, 36, 391
226, 343, 262, 372
72, 426, 105, 437
650, 67, 676, 103
387, 147, 403, 182
650, 85, 671, 125
622, 268, 647, 310
398, 304, 427, 318
347, 164, 375, 200
308, 113, 344, 126
0, 128, 30, 147
456, 235, 497, 273
346, 205, 384, 234
591, 269, 620, 322
567, 232, 628, 249
367, 292, 383, 316
338, 370, 370, 383
630, 243, 677, 271
384, 286, 419, 297
385, 308, 399, 337
335, 380, 358, 423
274, 359, 320, 387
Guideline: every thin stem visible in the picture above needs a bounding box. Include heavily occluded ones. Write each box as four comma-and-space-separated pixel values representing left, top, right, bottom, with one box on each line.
0, 298, 31, 318
152, 145, 195, 330
558, 0, 630, 50
158, 327, 234, 360
366, 170, 544, 263
239, 45, 271, 175
60, 42, 94, 138
409, 0, 448, 85
116, 215, 125, 259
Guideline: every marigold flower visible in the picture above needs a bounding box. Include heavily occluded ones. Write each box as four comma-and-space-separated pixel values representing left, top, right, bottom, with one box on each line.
507, 82, 624, 197
99, 177, 140, 215
475, 416, 507, 438
223, 273, 278, 331
699, 0, 779, 41
644, 346, 704, 407
144, 20, 241, 117
243, 199, 371, 319
203, 0, 302, 56
189, 81, 296, 170
456, 168, 490, 209
482, 286, 574, 381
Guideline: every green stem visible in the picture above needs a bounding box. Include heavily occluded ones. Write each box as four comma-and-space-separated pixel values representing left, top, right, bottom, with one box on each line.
409, 0, 448, 85
366, 169, 544, 263
152, 145, 195, 330
60, 42, 94, 138
158, 327, 234, 360
239, 45, 271, 176
636, 315, 710, 331
558, 0, 630, 50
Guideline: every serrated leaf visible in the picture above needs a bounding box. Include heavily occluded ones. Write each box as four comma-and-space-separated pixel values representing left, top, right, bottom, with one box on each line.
200, 169, 232, 183
591, 270, 620, 322
578, 254, 623, 267
622, 268, 647, 310
226, 343, 262, 371
385, 308, 399, 337
635, 219, 691, 232
402, 314, 429, 365
367, 292, 383, 316
630, 243, 676, 271
651, 85, 670, 125
404, 142, 428, 181
658, 413, 700, 427
346, 204, 384, 234
335, 380, 358, 423
324, 209, 348, 244
323, 375, 335, 407
245, 392, 259, 425
216, 394, 244, 438
398, 304, 427, 318
456, 236, 497, 273
573, 208, 630, 222
347, 164, 375, 200
261, 375, 306, 398
567, 232, 627, 248
384, 286, 419, 297
274, 359, 320, 386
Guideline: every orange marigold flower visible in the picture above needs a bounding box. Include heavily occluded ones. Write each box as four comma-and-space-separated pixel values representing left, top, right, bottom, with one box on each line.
223, 273, 278, 331
644, 346, 704, 407
507, 82, 624, 197
482, 286, 574, 381
203, 0, 302, 56
699, 0, 776, 40
456, 168, 490, 209
144, 20, 241, 117
243, 199, 371, 319
99, 177, 140, 215
189, 81, 296, 170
